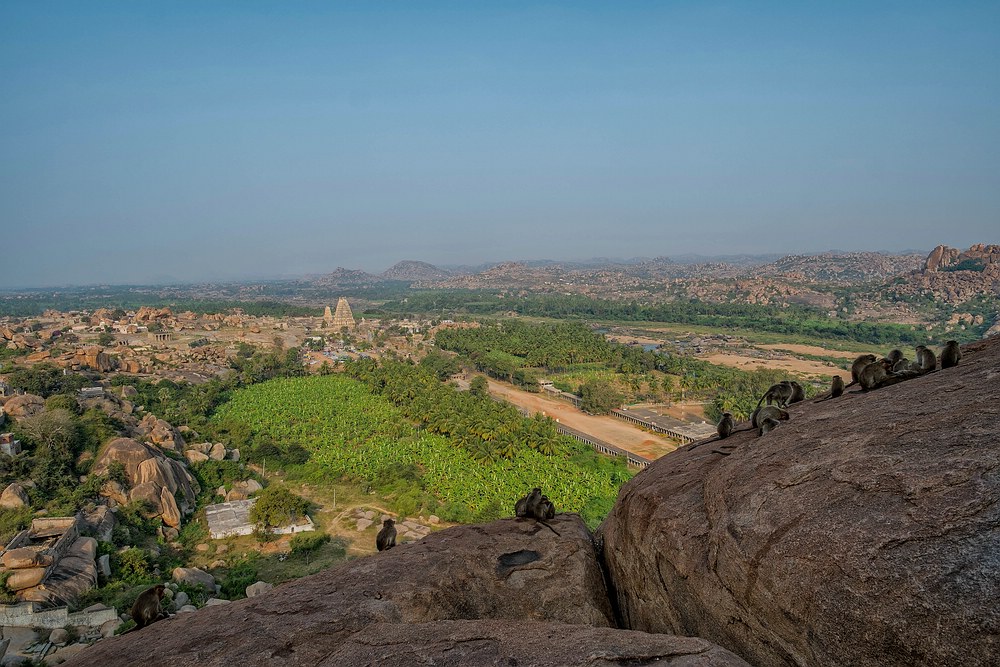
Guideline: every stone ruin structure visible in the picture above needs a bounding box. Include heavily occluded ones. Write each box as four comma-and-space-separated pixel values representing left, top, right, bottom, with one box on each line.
0, 517, 98, 608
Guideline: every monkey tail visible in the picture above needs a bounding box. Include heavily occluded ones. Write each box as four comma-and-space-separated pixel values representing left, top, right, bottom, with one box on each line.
538, 520, 561, 536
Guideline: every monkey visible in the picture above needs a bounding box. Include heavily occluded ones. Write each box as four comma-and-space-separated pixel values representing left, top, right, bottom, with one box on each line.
756, 381, 793, 409
758, 417, 781, 436
812, 375, 845, 402
538, 495, 556, 521
751, 405, 789, 429
514, 488, 542, 518
892, 357, 911, 373
940, 340, 961, 369
687, 412, 742, 450
830, 375, 845, 398
856, 358, 917, 391
124, 584, 166, 633
857, 358, 891, 391
914, 345, 936, 373
844, 354, 878, 388
376, 518, 397, 551
884, 349, 904, 366
716, 412, 734, 439
787, 381, 805, 405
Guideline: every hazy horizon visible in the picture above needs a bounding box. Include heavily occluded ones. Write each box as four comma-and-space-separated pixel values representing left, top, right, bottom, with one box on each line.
0, 246, 942, 291
3, 2, 998, 286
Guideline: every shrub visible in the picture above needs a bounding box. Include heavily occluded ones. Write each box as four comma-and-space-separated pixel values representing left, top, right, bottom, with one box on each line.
115, 548, 152, 584
249, 486, 309, 530
290, 532, 330, 563
219, 556, 259, 600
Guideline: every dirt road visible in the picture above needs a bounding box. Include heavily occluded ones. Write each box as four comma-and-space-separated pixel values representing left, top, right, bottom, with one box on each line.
482, 379, 679, 460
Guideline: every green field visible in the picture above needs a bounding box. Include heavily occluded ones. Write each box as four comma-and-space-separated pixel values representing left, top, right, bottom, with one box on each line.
212, 375, 630, 527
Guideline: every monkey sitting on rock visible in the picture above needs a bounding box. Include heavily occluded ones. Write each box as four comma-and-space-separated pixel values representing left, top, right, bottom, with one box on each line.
123, 584, 167, 634
376, 518, 397, 551
940, 340, 962, 369
756, 381, 794, 409
812, 375, 845, 402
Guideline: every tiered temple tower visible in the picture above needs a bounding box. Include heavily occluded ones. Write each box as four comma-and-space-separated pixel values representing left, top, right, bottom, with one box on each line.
331, 297, 356, 330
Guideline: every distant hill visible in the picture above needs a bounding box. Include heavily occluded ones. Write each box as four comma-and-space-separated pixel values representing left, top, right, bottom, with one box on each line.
887, 244, 1000, 306
381, 260, 451, 282
307, 267, 382, 288
741, 251, 925, 285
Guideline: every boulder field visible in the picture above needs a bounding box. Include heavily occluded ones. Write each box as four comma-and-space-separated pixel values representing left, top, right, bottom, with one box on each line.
66, 337, 998, 666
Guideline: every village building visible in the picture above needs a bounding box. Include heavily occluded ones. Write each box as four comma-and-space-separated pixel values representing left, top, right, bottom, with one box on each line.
205, 499, 316, 539
0, 433, 20, 456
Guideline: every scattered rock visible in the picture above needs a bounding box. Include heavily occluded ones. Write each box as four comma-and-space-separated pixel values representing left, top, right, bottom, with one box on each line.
79, 505, 116, 542
185, 450, 210, 464
48, 629, 69, 646
173, 591, 190, 608
0, 482, 30, 509
172, 567, 215, 592
355, 518, 372, 531
100, 619, 121, 638
204, 598, 230, 607
245, 581, 273, 598
176, 605, 197, 613
1, 547, 54, 569
6, 567, 47, 590
98, 554, 111, 578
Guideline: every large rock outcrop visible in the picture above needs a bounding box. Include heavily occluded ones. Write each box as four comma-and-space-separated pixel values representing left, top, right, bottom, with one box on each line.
137, 414, 186, 451
65, 515, 749, 666
600, 337, 999, 666
20, 536, 99, 607
91, 438, 199, 526
1, 393, 45, 419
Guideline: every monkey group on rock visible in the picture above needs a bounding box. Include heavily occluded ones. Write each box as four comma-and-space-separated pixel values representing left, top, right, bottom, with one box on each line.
514, 487, 559, 535
707, 340, 964, 457
846, 340, 962, 392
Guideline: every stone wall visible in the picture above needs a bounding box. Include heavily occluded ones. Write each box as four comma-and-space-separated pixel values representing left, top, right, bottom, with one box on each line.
0, 602, 118, 629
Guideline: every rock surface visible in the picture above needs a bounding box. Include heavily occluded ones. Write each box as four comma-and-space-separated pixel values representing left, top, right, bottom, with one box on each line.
64, 515, 673, 666
1, 394, 44, 419
600, 337, 1000, 667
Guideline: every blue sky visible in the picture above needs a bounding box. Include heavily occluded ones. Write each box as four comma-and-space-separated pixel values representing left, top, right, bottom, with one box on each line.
1, 1, 998, 286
